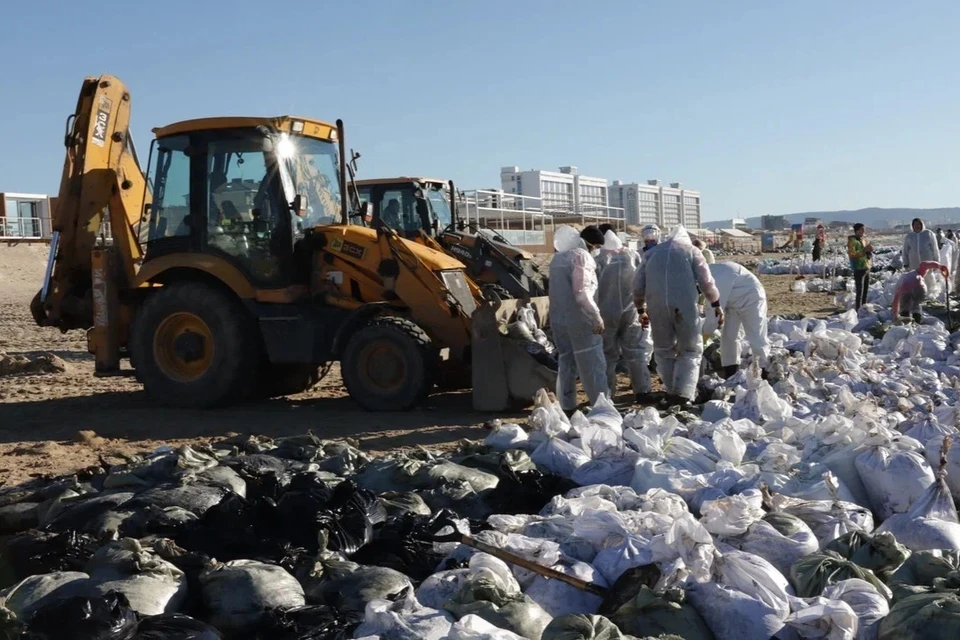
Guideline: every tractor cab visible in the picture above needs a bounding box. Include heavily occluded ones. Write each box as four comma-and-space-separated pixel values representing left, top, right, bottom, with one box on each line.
355, 177, 452, 239
140, 116, 345, 288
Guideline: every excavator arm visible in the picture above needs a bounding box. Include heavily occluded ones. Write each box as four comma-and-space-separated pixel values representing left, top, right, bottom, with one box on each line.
31, 75, 150, 331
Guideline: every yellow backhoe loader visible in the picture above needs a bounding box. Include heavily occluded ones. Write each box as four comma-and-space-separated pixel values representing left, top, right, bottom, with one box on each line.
31, 75, 555, 412
354, 177, 549, 299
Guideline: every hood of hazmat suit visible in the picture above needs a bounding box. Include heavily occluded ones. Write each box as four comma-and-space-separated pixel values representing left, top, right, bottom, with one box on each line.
633, 230, 720, 400
903, 220, 939, 271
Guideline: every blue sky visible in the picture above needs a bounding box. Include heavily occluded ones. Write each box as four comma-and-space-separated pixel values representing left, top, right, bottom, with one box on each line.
1, 0, 957, 221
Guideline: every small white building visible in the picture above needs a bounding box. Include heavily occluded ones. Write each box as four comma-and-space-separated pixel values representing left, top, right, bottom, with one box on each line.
1, 192, 53, 239
607, 179, 701, 229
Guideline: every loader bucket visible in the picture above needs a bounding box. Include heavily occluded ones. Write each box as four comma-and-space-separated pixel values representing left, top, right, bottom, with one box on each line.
471, 295, 557, 411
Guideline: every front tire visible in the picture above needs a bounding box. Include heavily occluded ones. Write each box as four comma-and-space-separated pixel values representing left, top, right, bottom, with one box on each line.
130, 282, 259, 408
341, 317, 434, 411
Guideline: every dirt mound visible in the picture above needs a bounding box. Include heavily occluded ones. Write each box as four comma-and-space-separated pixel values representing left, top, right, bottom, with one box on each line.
0, 352, 67, 376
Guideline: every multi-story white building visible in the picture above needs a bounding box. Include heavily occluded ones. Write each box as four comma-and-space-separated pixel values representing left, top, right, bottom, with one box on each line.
607, 180, 701, 229
500, 166, 610, 216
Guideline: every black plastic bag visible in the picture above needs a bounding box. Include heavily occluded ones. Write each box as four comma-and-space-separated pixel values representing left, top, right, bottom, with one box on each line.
132, 614, 223, 639
484, 467, 578, 516
24, 591, 138, 640
254, 605, 363, 640
274, 474, 335, 549
349, 511, 450, 582
174, 493, 285, 562
0, 530, 100, 587
316, 480, 386, 557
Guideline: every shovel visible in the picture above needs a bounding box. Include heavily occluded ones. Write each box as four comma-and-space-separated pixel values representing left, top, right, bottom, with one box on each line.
425, 511, 668, 612
427, 512, 608, 597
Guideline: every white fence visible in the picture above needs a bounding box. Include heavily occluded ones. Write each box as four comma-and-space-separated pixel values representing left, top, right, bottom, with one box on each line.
0, 216, 44, 240
457, 189, 625, 236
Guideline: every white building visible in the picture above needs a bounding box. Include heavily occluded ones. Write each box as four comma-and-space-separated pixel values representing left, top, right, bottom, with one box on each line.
607, 180, 701, 229
1, 192, 53, 239
500, 166, 611, 217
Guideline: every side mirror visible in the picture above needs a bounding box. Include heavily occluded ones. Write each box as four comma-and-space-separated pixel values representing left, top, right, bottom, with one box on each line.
414, 188, 424, 199
360, 201, 372, 219
292, 194, 308, 217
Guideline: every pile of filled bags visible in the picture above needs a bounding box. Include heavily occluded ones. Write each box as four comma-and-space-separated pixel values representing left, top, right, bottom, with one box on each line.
4, 311, 960, 638
758, 246, 900, 276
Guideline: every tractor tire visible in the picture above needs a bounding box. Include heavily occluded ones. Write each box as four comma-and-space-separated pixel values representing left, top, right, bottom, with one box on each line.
130, 282, 259, 408
257, 364, 322, 399
341, 316, 435, 411
482, 283, 513, 301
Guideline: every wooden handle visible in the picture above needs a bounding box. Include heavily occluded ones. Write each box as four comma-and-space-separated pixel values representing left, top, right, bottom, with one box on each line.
462, 535, 608, 597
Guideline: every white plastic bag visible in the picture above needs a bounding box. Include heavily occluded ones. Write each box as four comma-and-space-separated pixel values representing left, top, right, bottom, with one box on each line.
353, 598, 454, 640
447, 614, 527, 640
699, 489, 765, 536
531, 438, 590, 479
784, 596, 859, 640
822, 579, 889, 640
484, 424, 529, 450
855, 431, 934, 520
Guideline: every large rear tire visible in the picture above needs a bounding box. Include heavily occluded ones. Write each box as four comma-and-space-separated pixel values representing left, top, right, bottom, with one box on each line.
341, 317, 434, 411
130, 282, 259, 408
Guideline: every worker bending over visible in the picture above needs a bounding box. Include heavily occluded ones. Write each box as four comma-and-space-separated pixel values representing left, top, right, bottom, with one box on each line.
597, 230, 651, 401
634, 227, 722, 407
548, 225, 610, 413
702, 262, 770, 378
892, 261, 949, 324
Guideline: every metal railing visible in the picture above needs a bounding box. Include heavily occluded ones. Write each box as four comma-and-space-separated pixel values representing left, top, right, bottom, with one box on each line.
457, 190, 626, 236
0, 216, 44, 239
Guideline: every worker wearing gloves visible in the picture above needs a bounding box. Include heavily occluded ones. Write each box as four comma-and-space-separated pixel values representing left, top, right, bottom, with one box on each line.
892, 261, 949, 324
702, 262, 770, 378
548, 225, 610, 413
633, 227, 723, 407
902, 218, 939, 271
597, 230, 651, 400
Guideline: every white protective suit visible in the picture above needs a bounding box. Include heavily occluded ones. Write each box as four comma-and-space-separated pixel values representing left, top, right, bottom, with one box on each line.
597, 231, 652, 395
548, 226, 610, 410
939, 238, 957, 296
633, 227, 720, 401
902, 221, 939, 271
702, 262, 770, 368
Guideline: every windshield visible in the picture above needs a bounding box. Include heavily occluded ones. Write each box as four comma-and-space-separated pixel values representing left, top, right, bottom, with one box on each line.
274, 133, 342, 228
425, 184, 452, 229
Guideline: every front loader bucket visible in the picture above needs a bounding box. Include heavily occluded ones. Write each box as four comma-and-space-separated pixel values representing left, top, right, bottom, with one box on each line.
472, 296, 557, 412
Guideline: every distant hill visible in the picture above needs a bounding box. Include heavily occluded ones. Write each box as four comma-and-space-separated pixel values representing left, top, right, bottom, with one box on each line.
709, 207, 960, 230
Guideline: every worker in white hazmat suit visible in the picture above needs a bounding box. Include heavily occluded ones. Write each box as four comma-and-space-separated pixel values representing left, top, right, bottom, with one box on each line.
702, 261, 770, 378
633, 226, 722, 405
548, 225, 610, 412
597, 230, 652, 400
902, 218, 939, 271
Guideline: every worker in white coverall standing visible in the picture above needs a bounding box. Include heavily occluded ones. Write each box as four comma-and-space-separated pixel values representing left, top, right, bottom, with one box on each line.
597, 230, 652, 401
902, 218, 939, 271
702, 261, 770, 378
548, 225, 610, 414
633, 227, 723, 407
